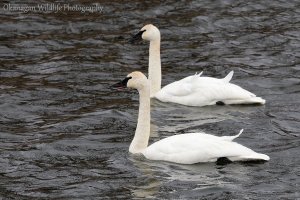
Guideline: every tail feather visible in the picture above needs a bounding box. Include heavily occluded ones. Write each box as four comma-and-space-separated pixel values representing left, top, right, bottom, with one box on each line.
221, 129, 243, 141
224, 97, 266, 105
223, 71, 234, 83
248, 97, 266, 104
229, 153, 270, 161
194, 71, 203, 77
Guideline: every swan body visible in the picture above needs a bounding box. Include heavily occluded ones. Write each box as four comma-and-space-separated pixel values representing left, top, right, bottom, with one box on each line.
154, 71, 266, 107
112, 71, 270, 164
144, 131, 269, 164
132, 24, 266, 106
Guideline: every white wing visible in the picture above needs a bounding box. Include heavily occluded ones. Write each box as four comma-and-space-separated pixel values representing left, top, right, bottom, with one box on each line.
143, 132, 269, 164
154, 71, 265, 106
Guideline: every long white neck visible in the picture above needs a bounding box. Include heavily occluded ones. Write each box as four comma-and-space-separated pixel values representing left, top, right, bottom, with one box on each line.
148, 38, 161, 97
129, 83, 151, 154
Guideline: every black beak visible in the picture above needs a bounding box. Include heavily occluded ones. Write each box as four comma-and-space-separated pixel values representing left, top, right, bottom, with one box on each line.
129, 30, 145, 43
111, 77, 132, 90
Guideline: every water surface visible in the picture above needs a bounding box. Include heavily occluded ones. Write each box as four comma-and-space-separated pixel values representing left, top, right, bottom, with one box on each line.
0, 0, 299, 199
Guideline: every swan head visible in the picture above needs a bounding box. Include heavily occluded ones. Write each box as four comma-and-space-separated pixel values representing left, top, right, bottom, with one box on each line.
112, 71, 149, 91
141, 24, 160, 41
130, 24, 160, 43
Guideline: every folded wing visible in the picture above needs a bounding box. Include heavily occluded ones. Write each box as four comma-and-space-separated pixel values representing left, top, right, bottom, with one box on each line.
154, 71, 265, 106
143, 132, 269, 164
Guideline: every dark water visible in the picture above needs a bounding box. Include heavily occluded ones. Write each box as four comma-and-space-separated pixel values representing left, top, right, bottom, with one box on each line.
0, 0, 299, 199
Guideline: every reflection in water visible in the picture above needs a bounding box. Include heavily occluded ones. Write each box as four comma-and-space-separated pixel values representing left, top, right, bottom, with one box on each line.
126, 154, 256, 199
0, 0, 299, 199
128, 156, 161, 198
152, 99, 261, 133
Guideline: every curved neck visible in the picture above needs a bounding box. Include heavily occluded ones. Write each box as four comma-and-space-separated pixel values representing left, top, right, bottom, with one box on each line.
148, 39, 161, 97
129, 83, 151, 154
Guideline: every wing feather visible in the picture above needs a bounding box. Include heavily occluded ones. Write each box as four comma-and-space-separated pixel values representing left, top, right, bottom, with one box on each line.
154, 72, 259, 106
143, 133, 258, 164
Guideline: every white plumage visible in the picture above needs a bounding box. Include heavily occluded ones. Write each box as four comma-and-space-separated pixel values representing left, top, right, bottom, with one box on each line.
112, 71, 270, 164
154, 71, 266, 107
144, 130, 269, 164
135, 24, 266, 106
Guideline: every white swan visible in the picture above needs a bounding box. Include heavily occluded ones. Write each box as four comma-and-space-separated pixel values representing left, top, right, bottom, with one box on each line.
131, 24, 266, 107
112, 71, 270, 164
